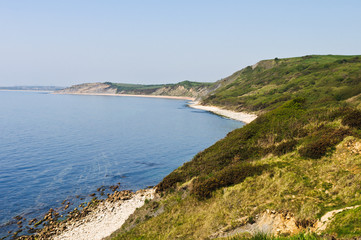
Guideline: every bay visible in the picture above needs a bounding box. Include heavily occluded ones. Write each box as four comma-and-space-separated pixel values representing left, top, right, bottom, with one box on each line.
0, 91, 243, 237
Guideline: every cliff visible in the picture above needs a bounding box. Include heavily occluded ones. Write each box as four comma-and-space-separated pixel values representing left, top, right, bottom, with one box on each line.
55, 82, 117, 94
55, 81, 212, 99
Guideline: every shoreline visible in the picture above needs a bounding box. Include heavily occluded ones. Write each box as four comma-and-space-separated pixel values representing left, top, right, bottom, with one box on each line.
55, 92, 257, 123
53, 92, 195, 101
18, 188, 155, 240
188, 101, 257, 124
53, 188, 155, 240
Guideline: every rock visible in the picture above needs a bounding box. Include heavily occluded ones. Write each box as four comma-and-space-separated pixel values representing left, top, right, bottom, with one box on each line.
34, 219, 44, 227
110, 185, 119, 192
28, 218, 37, 225
28, 227, 37, 234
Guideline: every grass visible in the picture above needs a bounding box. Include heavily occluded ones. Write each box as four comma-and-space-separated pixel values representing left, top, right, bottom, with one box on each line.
202, 55, 361, 113
110, 135, 361, 239
226, 232, 320, 240
157, 99, 360, 199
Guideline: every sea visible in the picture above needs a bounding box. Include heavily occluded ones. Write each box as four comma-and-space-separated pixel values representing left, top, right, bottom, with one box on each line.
0, 91, 243, 238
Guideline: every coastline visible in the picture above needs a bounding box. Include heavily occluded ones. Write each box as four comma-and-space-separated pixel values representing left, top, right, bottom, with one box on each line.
53, 92, 195, 101
54, 92, 257, 123
20, 188, 155, 240
188, 101, 257, 124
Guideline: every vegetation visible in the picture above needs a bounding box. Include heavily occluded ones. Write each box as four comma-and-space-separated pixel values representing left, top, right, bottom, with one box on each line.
202, 55, 361, 113
226, 232, 320, 240
157, 98, 360, 198
109, 55, 361, 239
326, 206, 361, 238
111, 134, 361, 239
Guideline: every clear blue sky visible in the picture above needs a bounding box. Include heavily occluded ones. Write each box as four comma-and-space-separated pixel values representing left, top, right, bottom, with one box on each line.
0, 0, 360, 86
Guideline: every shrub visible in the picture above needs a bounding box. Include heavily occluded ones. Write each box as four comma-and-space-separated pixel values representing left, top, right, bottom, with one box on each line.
299, 128, 349, 159
273, 140, 298, 156
191, 163, 266, 199
342, 109, 361, 128
299, 140, 328, 159
156, 171, 184, 192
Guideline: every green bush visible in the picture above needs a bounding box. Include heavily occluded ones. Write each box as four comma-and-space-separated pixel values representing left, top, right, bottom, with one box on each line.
191, 163, 266, 199
299, 128, 349, 159
342, 109, 361, 128
156, 171, 184, 192
273, 140, 298, 156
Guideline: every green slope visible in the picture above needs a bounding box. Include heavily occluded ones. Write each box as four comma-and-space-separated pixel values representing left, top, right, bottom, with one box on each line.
202, 55, 361, 113
109, 55, 361, 239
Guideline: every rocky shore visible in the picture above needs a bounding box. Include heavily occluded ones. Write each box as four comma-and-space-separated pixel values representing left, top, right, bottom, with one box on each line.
14, 188, 155, 240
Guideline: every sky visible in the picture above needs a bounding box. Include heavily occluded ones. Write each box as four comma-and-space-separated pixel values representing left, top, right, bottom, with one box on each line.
0, 0, 360, 87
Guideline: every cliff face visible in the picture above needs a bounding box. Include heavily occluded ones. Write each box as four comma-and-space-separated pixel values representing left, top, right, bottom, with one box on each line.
55, 83, 117, 94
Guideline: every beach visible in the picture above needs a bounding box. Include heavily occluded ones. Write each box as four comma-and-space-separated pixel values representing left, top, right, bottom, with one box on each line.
188, 101, 257, 124
52, 189, 155, 240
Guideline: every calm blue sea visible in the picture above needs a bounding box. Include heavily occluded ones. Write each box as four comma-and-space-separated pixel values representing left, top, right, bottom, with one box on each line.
0, 91, 243, 237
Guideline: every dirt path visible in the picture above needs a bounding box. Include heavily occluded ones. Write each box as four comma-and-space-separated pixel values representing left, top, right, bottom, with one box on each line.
315, 205, 360, 233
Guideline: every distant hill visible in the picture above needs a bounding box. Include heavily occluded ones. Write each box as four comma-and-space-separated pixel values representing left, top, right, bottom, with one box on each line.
55, 81, 213, 99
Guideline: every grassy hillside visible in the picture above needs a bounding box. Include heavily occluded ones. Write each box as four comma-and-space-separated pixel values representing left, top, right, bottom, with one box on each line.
202, 55, 361, 113
109, 55, 361, 239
